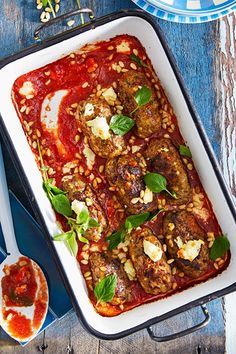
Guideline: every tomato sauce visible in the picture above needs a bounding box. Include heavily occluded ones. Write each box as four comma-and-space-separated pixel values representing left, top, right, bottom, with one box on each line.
2, 257, 37, 307
3, 309, 33, 340
1, 257, 48, 340
12, 34, 230, 317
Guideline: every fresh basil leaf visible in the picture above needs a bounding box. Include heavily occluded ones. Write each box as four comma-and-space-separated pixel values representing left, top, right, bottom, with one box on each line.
144, 173, 177, 199
210, 235, 230, 260
109, 115, 135, 136
125, 212, 150, 231
87, 218, 100, 228
130, 54, 148, 68
51, 194, 72, 217
106, 229, 126, 250
134, 86, 152, 108
43, 179, 65, 195
76, 207, 89, 224
53, 230, 75, 241
144, 173, 167, 193
67, 232, 78, 257
148, 208, 165, 221
94, 274, 117, 303
78, 234, 89, 244
179, 145, 192, 158
42, 0, 48, 7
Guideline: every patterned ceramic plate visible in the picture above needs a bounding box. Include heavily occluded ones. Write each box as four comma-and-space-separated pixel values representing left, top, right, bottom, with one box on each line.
132, 0, 236, 22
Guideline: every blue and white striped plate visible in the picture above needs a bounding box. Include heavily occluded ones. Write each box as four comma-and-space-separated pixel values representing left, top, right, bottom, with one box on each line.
132, 0, 236, 22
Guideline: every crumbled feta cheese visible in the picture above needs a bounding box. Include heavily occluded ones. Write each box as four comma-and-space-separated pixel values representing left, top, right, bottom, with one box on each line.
131, 145, 141, 154
175, 236, 183, 249
19, 81, 35, 97
175, 237, 204, 262
84, 103, 94, 116
116, 41, 130, 53
102, 87, 117, 103
83, 144, 95, 170
143, 187, 153, 204
143, 240, 163, 262
71, 200, 87, 216
87, 116, 111, 140
124, 259, 136, 280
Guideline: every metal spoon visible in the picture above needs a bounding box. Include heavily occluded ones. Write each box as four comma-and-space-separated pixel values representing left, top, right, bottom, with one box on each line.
0, 144, 49, 342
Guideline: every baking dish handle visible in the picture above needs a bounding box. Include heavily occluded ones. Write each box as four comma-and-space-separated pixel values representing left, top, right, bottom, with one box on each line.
34, 8, 95, 40
147, 305, 210, 342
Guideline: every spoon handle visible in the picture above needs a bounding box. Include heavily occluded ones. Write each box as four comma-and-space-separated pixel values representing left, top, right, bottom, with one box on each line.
0, 144, 19, 255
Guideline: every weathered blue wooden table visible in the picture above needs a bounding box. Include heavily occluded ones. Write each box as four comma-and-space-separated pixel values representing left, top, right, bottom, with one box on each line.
0, 1, 235, 353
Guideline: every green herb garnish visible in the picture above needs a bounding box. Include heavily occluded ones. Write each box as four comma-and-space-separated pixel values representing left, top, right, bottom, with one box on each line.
43, 179, 72, 217
67, 232, 78, 257
130, 54, 148, 68
109, 115, 135, 136
37, 139, 99, 257
42, 0, 56, 18
53, 204, 100, 256
148, 208, 165, 221
125, 212, 150, 231
210, 235, 230, 260
179, 145, 192, 158
94, 274, 117, 304
106, 210, 164, 250
130, 86, 152, 115
144, 173, 177, 199
106, 229, 126, 251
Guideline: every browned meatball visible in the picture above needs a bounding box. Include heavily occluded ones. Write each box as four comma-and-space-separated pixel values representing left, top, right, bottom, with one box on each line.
61, 174, 107, 241
117, 70, 161, 138
129, 227, 172, 294
90, 252, 131, 305
105, 154, 157, 214
76, 97, 126, 158
163, 211, 209, 278
144, 138, 191, 205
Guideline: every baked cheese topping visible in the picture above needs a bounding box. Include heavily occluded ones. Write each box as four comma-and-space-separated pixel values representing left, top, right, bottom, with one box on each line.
87, 116, 111, 140
116, 41, 130, 53
19, 81, 35, 98
84, 103, 95, 116
83, 144, 95, 169
175, 237, 204, 262
124, 259, 136, 280
143, 187, 153, 204
143, 240, 163, 262
102, 87, 117, 104
71, 200, 87, 216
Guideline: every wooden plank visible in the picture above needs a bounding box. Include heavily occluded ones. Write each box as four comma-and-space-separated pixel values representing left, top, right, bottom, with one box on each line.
214, 12, 236, 354
0, 301, 225, 353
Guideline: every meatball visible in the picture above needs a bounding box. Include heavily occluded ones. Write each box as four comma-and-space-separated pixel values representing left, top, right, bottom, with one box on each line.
90, 252, 131, 305
144, 138, 191, 205
61, 174, 107, 241
105, 154, 157, 214
163, 211, 209, 278
117, 70, 161, 138
76, 97, 126, 158
129, 227, 172, 294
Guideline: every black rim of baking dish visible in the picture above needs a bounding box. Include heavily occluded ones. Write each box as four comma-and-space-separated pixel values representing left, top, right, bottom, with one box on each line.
0, 9, 236, 342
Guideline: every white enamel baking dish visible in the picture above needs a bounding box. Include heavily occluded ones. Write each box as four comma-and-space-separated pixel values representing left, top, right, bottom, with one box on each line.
0, 9, 236, 342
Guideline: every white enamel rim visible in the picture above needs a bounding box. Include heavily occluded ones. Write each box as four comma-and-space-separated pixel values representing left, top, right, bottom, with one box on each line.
0, 15, 235, 336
